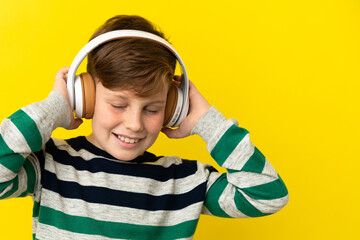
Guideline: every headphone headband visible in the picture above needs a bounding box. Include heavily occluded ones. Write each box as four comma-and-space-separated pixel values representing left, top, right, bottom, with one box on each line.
67, 29, 189, 126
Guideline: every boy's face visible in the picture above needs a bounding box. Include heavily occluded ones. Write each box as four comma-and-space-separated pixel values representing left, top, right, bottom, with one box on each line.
87, 82, 168, 161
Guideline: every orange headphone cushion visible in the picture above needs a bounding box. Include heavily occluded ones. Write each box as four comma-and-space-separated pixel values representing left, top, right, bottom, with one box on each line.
80, 73, 96, 119
164, 85, 178, 126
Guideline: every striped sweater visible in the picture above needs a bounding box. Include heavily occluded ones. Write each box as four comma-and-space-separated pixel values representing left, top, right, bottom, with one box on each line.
0, 91, 288, 239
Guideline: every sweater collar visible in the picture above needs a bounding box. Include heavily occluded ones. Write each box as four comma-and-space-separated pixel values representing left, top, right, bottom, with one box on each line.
65, 136, 161, 163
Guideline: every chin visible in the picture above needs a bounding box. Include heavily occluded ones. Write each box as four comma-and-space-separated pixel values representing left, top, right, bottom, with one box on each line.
110, 150, 143, 161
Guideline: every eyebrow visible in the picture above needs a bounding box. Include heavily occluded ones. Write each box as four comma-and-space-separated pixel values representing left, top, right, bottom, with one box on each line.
107, 94, 166, 104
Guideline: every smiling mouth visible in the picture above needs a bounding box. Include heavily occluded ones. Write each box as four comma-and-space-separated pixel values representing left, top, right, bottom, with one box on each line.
113, 133, 142, 144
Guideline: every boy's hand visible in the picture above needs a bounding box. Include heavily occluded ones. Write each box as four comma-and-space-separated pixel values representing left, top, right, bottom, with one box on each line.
52, 67, 83, 130
161, 77, 211, 139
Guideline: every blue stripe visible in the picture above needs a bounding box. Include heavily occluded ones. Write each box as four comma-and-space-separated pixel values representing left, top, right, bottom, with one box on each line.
42, 170, 207, 211
45, 139, 198, 182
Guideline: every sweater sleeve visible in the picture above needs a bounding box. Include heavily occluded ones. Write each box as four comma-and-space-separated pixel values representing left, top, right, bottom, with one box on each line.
0, 91, 70, 199
192, 107, 289, 218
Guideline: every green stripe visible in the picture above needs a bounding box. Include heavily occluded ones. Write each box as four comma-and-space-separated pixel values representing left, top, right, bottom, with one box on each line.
33, 201, 40, 218
241, 147, 266, 173
211, 125, 249, 166
0, 175, 19, 199
242, 174, 288, 200
234, 189, 272, 217
38, 206, 198, 239
15, 159, 37, 198
0, 181, 13, 192
9, 109, 42, 152
23, 158, 36, 195
204, 173, 231, 218
0, 134, 25, 173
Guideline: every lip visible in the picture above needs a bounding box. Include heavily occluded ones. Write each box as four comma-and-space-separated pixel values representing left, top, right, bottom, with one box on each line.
112, 133, 143, 149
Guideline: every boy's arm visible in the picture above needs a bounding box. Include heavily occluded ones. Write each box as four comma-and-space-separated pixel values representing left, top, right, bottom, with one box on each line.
192, 107, 289, 218
0, 69, 72, 199
162, 79, 288, 218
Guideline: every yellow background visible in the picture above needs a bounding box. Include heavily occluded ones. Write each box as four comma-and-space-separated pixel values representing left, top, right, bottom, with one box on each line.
0, 0, 359, 239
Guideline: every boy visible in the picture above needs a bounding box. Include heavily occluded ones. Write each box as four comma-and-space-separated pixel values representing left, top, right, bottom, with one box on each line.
0, 15, 289, 239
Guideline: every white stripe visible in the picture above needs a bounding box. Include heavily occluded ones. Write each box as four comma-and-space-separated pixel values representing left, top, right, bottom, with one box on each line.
238, 189, 289, 214
178, 237, 194, 240
222, 133, 255, 170
44, 153, 207, 196
22, 106, 48, 147
53, 138, 105, 161
201, 205, 213, 216
34, 223, 196, 240
227, 168, 279, 188
22, 91, 71, 141
219, 184, 249, 218
27, 153, 41, 196
52, 138, 117, 163
4, 167, 28, 199
262, 158, 278, 178
36, 223, 119, 240
206, 171, 223, 193
41, 189, 203, 227
0, 164, 16, 182
0, 182, 13, 198
206, 120, 235, 153
143, 156, 183, 168
32, 216, 39, 235
255, 195, 290, 212
0, 118, 30, 158
53, 138, 195, 170
54, 139, 187, 168
54, 138, 148, 163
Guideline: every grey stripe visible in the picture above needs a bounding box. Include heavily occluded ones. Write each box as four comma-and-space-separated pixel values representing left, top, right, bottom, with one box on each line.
4, 167, 28, 199
44, 154, 208, 196
221, 133, 255, 170
0, 118, 30, 158
35, 223, 119, 240
22, 91, 71, 137
227, 170, 279, 188
219, 184, 249, 218
261, 159, 278, 178
0, 164, 16, 182
238, 189, 289, 214
0, 182, 13, 198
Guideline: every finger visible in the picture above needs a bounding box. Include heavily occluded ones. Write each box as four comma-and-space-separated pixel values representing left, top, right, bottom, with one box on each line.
161, 127, 183, 139
59, 67, 70, 75
56, 67, 70, 80
67, 118, 83, 130
188, 80, 196, 90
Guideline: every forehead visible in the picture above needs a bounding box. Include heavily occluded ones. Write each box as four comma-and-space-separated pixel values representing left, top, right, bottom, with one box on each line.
97, 82, 168, 102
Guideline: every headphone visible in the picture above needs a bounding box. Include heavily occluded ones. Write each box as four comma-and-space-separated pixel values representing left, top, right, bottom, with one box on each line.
66, 30, 189, 128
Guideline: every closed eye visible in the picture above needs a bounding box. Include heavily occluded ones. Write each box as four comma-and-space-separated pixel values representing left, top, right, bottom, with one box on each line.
111, 104, 126, 109
145, 109, 160, 114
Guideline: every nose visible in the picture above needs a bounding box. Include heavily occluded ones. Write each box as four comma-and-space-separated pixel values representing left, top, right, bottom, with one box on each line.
123, 109, 144, 132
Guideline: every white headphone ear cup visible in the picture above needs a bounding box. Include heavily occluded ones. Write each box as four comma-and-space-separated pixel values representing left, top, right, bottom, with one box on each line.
74, 75, 84, 118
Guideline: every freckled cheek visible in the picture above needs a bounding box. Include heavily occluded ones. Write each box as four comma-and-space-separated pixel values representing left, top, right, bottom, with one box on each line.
145, 115, 164, 133
93, 104, 120, 128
